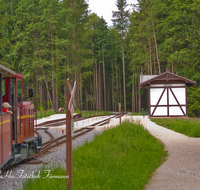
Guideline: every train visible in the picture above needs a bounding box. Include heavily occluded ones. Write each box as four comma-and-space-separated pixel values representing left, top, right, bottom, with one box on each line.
0, 65, 42, 171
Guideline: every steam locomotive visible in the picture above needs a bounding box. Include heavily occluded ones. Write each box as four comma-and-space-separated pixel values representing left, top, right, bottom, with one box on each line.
0, 65, 42, 171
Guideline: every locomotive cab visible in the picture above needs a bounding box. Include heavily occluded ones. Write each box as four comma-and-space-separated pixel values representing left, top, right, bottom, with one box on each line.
0, 65, 42, 171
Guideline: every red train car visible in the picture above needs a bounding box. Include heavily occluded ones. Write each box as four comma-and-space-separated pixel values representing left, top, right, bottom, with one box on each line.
0, 65, 42, 171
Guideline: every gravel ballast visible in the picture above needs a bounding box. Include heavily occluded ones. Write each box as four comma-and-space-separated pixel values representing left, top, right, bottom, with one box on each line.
0, 129, 102, 190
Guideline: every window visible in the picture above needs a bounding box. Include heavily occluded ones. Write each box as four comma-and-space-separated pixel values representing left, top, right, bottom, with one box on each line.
18, 80, 22, 103
11, 78, 16, 107
2, 78, 6, 96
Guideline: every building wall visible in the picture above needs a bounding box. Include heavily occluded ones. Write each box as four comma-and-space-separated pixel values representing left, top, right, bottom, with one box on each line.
150, 83, 187, 117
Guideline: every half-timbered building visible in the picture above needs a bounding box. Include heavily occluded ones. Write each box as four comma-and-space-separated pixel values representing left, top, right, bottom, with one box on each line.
140, 71, 196, 117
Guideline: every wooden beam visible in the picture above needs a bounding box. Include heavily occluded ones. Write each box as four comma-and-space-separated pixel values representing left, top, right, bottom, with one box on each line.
66, 92, 72, 190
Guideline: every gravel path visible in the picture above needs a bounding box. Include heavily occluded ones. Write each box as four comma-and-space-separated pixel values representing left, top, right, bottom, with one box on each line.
129, 116, 200, 190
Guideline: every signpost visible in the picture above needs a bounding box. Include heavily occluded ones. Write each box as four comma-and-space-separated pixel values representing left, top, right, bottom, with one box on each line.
66, 79, 77, 190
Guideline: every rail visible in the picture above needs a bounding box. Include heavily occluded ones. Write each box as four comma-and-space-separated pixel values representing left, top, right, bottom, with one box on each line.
30, 113, 126, 161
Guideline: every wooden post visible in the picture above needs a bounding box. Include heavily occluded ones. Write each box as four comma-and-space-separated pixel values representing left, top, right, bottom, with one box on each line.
119, 103, 121, 125
66, 92, 72, 190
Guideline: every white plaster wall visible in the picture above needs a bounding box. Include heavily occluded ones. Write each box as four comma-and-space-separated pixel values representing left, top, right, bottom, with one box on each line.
150, 86, 186, 116
150, 88, 164, 105
171, 88, 186, 104
154, 107, 168, 116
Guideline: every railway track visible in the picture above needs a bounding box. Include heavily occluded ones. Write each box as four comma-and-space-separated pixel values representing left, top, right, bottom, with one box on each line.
30, 113, 126, 162
35, 113, 126, 147
35, 113, 126, 128
4, 113, 126, 168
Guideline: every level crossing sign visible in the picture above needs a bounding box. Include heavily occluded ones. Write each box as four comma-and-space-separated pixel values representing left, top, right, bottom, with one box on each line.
67, 78, 77, 118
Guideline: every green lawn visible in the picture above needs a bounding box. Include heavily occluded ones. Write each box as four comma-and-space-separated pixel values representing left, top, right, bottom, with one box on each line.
23, 121, 167, 190
151, 118, 200, 137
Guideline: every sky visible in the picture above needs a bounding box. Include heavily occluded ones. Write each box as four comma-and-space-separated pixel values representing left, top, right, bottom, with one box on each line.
88, 0, 138, 26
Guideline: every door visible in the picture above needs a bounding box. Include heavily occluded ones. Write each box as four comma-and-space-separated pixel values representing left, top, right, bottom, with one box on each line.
17, 79, 23, 143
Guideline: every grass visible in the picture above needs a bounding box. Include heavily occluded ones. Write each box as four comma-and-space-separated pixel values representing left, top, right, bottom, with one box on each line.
72, 121, 167, 190
151, 118, 200, 137
36, 110, 55, 119
23, 121, 167, 190
131, 112, 142, 116
74, 110, 114, 118
23, 164, 67, 190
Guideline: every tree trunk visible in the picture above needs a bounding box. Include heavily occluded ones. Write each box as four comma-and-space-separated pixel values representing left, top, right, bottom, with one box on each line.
171, 46, 174, 73
135, 75, 138, 112
149, 36, 152, 75
76, 61, 79, 109
119, 67, 121, 107
112, 61, 114, 111
115, 42, 119, 111
103, 46, 106, 111
39, 82, 43, 107
90, 67, 93, 110
52, 67, 56, 111
80, 66, 83, 111
35, 67, 39, 110
55, 28, 59, 111
154, 48, 156, 75
122, 41, 126, 112
152, 14, 161, 74
132, 68, 135, 112
42, 66, 53, 109
107, 85, 110, 111
50, 25, 56, 111
93, 66, 96, 110
55, 60, 60, 111
91, 42, 94, 110
95, 60, 98, 110
138, 81, 141, 113
34, 29, 39, 110
99, 47, 101, 110
64, 45, 69, 95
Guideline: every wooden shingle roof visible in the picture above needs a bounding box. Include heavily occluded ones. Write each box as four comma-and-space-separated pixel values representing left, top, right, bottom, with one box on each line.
140, 71, 196, 87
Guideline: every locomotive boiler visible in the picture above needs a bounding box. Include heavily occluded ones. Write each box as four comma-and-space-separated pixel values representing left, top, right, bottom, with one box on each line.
0, 65, 42, 171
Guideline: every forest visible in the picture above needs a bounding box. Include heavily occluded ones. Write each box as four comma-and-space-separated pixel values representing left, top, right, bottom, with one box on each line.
0, 0, 200, 117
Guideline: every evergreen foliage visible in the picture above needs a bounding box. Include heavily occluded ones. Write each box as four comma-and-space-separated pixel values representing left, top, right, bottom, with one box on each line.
0, 0, 199, 116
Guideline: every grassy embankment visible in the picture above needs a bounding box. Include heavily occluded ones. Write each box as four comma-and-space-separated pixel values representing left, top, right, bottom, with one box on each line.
36, 110, 113, 119
131, 112, 142, 116
74, 110, 114, 118
151, 118, 200, 137
36, 110, 55, 119
23, 121, 167, 190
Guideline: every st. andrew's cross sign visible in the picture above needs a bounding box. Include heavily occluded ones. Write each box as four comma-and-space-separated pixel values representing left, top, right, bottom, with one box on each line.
67, 78, 77, 117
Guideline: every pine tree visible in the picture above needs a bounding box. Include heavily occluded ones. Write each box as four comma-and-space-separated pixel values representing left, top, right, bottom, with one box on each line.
112, 0, 129, 112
